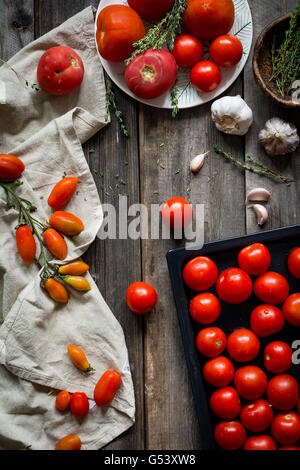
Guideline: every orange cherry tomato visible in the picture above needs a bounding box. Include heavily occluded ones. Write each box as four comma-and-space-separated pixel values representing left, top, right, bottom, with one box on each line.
43, 228, 67, 260
16, 225, 36, 266
67, 345, 94, 372
44, 278, 69, 304
55, 435, 81, 450
63, 275, 91, 292
0, 154, 25, 181
55, 390, 71, 411
94, 370, 122, 407
58, 260, 89, 275
70, 392, 89, 419
48, 177, 78, 210
49, 211, 84, 236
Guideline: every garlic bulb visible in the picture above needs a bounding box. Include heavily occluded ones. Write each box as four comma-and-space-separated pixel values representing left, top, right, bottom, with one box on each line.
259, 118, 299, 156
211, 95, 253, 136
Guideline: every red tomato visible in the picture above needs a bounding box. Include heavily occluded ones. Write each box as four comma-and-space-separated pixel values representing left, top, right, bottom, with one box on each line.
234, 366, 267, 400
267, 375, 299, 410
196, 327, 226, 358
209, 34, 243, 68
214, 421, 246, 450
249, 304, 285, 337
237, 243, 271, 276
189, 293, 221, 324
16, 225, 36, 267
48, 177, 78, 210
227, 329, 260, 363
161, 197, 193, 230
254, 272, 289, 305
190, 60, 221, 93
183, 0, 235, 41
172, 34, 203, 68
243, 435, 277, 450
55, 390, 71, 411
125, 48, 178, 99
240, 399, 274, 432
210, 387, 241, 419
279, 446, 300, 450
216, 268, 252, 304
55, 435, 81, 450
70, 392, 89, 420
203, 356, 234, 388
96, 5, 146, 62
128, 0, 174, 21
37, 46, 84, 96
126, 282, 157, 315
264, 341, 292, 373
271, 412, 300, 445
283, 293, 300, 326
288, 248, 300, 278
0, 154, 25, 181
94, 370, 122, 407
183, 256, 218, 291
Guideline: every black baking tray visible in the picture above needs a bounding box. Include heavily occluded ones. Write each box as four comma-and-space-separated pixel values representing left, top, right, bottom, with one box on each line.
166, 224, 300, 450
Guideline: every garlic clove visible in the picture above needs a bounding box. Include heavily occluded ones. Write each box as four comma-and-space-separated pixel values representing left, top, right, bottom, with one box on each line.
249, 204, 268, 226
259, 117, 300, 156
246, 188, 271, 203
190, 151, 209, 173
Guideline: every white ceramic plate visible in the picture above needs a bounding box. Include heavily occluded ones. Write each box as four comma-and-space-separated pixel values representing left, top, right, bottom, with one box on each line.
95, 0, 253, 109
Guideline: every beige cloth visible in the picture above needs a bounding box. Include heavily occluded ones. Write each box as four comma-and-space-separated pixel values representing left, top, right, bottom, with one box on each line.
0, 6, 135, 450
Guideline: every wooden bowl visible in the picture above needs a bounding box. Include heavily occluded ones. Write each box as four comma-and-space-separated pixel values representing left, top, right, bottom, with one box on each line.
253, 13, 300, 108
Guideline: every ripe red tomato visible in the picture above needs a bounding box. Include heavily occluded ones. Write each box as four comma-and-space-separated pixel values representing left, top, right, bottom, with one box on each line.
172, 34, 203, 68
203, 356, 234, 388
240, 399, 274, 432
267, 374, 299, 410
210, 387, 241, 419
48, 177, 78, 210
249, 304, 285, 337
271, 412, 300, 445
190, 60, 221, 93
189, 293, 221, 324
161, 197, 193, 230
96, 5, 146, 62
264, 341, 292, 373
214, 421, 246, 450
243, 435, 277, 450
0, 154, 25, 181
16, 225, 36, 267
237, 243, 271, 276
128, 0, 174, 20
234, 366, 267, 400
55, 390, 71, 411
94, 370, 122, 407
288, 248, 300, 279
70, 392, 89, 419
196, 327, 226, 358
183, 256, 218, 291
37, 46, 84, 96
216, 268, 252, 304
209, 34, 243, 68
279, 446, 300, 450
283, 293, 300, 326
126, 282, 157, 315
227, 329, 260, 362
254, 272, 289, 305
183, 0, 235, 41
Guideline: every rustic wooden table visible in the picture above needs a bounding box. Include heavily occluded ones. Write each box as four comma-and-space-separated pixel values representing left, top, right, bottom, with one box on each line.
1, 0, 299, 451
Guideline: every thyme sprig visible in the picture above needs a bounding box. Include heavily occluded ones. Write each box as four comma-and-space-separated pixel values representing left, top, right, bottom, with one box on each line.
105, 77, 129, 137
0, 57, 40, 91
171, 80, 179, 118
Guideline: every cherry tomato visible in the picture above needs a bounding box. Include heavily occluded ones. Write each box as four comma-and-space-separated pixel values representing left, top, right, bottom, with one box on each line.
189, 292, 221, 324
55, 390, 71, 411
216, 268, 252, 304
161, 197, 193, 229
240, 399, 274, 432
44, 278, 69, 304
172, 34, 203, 68
249, 304, 285, 337
0, 154, 25, 181
48, 177, 78, 210
43, 228, 67, 261
94, 370, 122, 407
183, 256, 218, 291
214, 421, 246, 450
210, 386, 241, 419
16, 225, 36, 266
190, 60, 222, 93
279, 446, 300, 450
267, 374, 299, 410
264, 341, 292, 373
55, 435, 81, 450
234, 366, 267, 400
196, 327, 226, 358
254, 272, 289, 305
70, 392, 89, 419
271, 412, 300, 445
67, 346, 93, 372
283, 293, 300, 326
237, 243, 271, 276
203, 356, 234, 388
58, 260, 89, 276
243, 435, 277, 450
128, 0, 174, 21
288, 248, 300, 279
126, 282, 157, 315
49, 211, 84, 236
209, 34, 243, 68
227, 329, 260, 363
